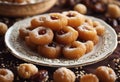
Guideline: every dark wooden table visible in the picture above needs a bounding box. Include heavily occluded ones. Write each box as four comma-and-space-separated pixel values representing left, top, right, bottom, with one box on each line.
0, 3, 120, 82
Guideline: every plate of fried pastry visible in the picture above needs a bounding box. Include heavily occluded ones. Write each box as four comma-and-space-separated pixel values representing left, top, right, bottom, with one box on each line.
5, 11, 118, 67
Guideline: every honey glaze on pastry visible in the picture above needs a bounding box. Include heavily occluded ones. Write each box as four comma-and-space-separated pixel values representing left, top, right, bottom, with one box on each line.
62, 11, 85, 28
95, 66, 117, 82
42, 13, 68, 31
38, 42, 61, 59
80, 74, 99, 82
0, 68, 14, 82
31, 17, 44, 28
93, 21, 105, 36
56, 26, 78, 44
84, 41, 94, 54
63, 41, 86, 59
29, 26, 54, 45
92, 35, 99, 45
53, 67, 76, 82
76, 24, 97, 42
84, 17, 93, 26
18, 11, 106, 59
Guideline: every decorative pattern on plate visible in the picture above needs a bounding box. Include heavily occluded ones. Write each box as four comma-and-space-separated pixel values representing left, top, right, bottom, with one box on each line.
5, 15, 118, 68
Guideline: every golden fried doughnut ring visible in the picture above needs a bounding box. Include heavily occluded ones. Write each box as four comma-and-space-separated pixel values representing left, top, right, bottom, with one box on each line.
42, 13, 68, 31
63, 41, 86, 59
19, 26, 33, 39
31, 17, 44, 28
84, 40, 94, 53
93, 21, 105, 36
29, 26, 54, 45
56, 26, 78, 44
92, 35, 99, 45
0, 68, 14, 82
77, 24, 97, 41
38, 42, 61, 59
84, 17, 93, 26
62, 11, 85, 28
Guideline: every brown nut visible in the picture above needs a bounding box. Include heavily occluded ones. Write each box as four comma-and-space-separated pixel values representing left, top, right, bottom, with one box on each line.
0, 68, 14, 82
95, 66, 117, 82
0, 22, 8, 35
53, 67, 76, 82
80, 74, 99, 82
17, 63, 38, 79
74, 4, 87, 14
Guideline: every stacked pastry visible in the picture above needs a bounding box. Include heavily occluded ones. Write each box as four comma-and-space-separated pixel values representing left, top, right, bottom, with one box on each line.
19, 11, 105, 59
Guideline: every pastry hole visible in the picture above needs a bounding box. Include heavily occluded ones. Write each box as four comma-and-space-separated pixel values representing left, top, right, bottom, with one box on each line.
51, 16, 59, 20
57, 30, 67, 35
67, 13, 76, 17
39, 29, 46, 35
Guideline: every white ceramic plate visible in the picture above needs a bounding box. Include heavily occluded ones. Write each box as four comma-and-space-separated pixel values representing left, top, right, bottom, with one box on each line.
5, 15, 118, 68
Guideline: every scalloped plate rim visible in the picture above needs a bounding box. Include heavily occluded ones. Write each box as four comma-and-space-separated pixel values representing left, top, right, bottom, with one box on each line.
5, 15, 118, 68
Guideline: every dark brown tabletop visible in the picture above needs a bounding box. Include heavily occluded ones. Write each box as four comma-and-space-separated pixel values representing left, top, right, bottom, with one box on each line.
0, 1, 120, 82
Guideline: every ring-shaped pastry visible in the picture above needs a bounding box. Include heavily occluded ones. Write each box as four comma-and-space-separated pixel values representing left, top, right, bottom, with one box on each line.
56, 26, 78, 44
31, 17, 44, 28
84, 17, 93, 26
93, 21, 105, 36
29, 26, 54, 45
76, 24, 97, 41
84, 40, 94, 53
38, 42, 61, 59
62, 11, 85, 28
42, 13, 68, 31
63, 41, 86, 59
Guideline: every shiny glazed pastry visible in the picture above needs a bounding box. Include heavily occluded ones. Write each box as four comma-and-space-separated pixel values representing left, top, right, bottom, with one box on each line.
29, 26, 54, 45
63, 41, 86, 59
42, 13, 68, 31
56, 26, 78, 44
38, 42, 61, 59
84, 41, 94, 53
77, 24, 97, 41
62, 11, 85, 28
18, 11, 106, 59
93, 21, 105, 36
